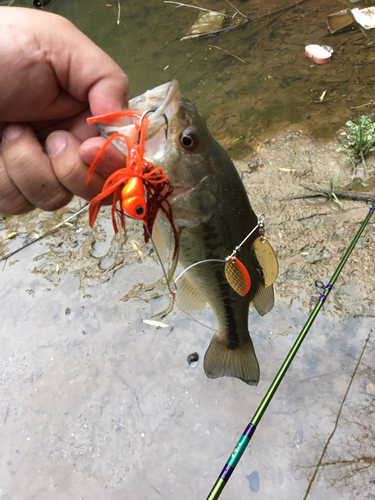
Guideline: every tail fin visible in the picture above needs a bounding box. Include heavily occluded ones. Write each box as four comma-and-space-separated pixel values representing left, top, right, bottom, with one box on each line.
203, 334, 260, 386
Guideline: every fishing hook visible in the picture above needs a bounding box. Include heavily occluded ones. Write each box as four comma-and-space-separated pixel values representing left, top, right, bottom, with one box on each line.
139, 109, 169, 140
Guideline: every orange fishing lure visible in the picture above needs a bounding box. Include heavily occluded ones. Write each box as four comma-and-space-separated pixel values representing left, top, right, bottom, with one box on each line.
85, 110, 178, 255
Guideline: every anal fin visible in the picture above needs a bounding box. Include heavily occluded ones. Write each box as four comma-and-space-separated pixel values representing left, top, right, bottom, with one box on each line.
253, 282, 274, 317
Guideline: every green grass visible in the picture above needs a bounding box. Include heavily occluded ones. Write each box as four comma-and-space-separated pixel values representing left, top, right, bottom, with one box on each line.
337, 115, 375, 177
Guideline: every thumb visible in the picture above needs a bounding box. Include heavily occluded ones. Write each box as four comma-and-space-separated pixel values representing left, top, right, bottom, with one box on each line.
88, 72, 129, 116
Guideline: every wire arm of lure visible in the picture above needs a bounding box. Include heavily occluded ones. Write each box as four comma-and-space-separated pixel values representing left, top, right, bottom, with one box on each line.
174, 214, 264, 287
225, 213, 264, 261
174, 259, 226, 285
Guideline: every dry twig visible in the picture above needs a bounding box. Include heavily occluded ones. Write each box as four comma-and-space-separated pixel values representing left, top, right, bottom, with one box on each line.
224, 0, 248, 20
208, 44, 245, 63
117, 0, 121, 25
282, 183, 375, 203
164, 1, 227, 17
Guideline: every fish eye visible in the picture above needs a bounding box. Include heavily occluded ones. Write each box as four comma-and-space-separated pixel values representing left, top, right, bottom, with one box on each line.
179, 128, 199, 151
136, 206, 145, 216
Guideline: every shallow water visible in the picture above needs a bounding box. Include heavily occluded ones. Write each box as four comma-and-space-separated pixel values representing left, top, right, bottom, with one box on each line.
12, 0, 375, 157
1, 233, 375, 500
1, 0, 375, 499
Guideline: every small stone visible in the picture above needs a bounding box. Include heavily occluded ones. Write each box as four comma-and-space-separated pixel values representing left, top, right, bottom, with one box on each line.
366, 383, 375, 395
187, 352, 199, 368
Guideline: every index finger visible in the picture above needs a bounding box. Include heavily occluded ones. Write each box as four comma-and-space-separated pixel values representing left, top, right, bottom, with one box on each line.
45, 13, 129, 115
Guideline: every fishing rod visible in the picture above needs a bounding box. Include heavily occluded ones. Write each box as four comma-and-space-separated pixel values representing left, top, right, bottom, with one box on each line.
206, 200, 375, 500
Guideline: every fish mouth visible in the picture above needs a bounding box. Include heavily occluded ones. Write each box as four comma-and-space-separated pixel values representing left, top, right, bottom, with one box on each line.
97, 80, 181, 159
130, 80, 180, 125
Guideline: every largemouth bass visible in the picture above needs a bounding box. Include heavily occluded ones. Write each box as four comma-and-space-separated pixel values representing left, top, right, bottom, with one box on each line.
96, 81, 277, 385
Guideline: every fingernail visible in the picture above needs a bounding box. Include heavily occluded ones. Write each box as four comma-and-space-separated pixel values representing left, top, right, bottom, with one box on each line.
46, 133, 67, 158
2, 124, 24, 144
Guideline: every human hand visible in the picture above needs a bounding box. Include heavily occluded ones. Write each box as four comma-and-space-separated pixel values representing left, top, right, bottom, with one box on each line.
0, 6, 128, 215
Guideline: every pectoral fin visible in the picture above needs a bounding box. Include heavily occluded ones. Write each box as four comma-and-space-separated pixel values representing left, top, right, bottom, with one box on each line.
152, 222, 167, 263
152, 217, 181, 283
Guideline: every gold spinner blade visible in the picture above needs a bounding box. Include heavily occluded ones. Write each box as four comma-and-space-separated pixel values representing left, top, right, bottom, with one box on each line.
250, 236, 279, 288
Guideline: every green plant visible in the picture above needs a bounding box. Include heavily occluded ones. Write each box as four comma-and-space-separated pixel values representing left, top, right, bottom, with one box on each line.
337, 115, 375, 177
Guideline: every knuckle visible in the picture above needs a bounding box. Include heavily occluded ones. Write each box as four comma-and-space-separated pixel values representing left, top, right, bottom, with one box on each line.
37, 189, 73, 212
0, 195, 34, 215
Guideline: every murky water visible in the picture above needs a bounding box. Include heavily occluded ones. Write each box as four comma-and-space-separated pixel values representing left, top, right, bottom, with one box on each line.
1, 1, 375, 499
